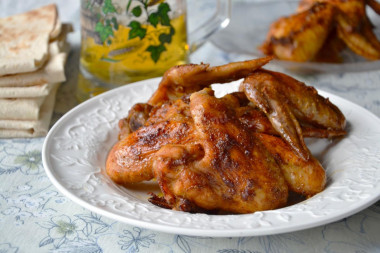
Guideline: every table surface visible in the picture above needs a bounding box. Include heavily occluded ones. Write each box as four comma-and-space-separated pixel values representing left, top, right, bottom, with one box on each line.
1, 1, 380, 252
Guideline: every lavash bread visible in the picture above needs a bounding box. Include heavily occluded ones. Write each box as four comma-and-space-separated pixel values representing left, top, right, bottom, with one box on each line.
0, 4, 72, 138
50, 18, 62, 40
0, 52, 67, 88
0, 4, 59, 76
0, 96, 45, 120
0, 83, 56, 98
0, 83, 59, 138
0, 24, 73, 89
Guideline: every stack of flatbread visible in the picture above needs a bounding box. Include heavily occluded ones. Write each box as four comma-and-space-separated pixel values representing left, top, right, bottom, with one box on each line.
0, 4, 72, 138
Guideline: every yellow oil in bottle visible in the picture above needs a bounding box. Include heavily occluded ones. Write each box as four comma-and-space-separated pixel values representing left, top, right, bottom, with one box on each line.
77, 14, 188, 101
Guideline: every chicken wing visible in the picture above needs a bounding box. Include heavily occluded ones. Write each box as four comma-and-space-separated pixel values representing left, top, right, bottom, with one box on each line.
240, 69, 346, 160
148, 56, 273, 105
106, 59, 347, 214
256, 133, 326, 196
299, 0, 380, 57
117, 57, 273, 137
260, 0, 380, 61
259, 2, 335, 62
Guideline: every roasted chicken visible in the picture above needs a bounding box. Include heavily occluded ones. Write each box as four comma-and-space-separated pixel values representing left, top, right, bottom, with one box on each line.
152, 89, 289, 213
259, 0, 380, 62
106, 58, 346, 214
240, 69, 346, 160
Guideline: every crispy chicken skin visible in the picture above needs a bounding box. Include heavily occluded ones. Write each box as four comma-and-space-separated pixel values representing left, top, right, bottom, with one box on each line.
240, 69, 346, 160
152, 89, 288, 213
148, 56, 273, 105
118, 103, 153, 140
118, 57, 273, 136
106, 59, 346, 214
259, 2, 335, 62
106, 97, 195, 184
260, 0, 380, 61
256, 133, 326, 197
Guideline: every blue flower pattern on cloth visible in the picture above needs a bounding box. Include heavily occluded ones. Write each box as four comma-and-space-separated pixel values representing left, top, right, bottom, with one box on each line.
118, 227, 156, 252
0, 136, 379, 253
2, 0, 380, 250
0, 140, 44, 175
1, 67, 380, 252
2, 54, 380, 253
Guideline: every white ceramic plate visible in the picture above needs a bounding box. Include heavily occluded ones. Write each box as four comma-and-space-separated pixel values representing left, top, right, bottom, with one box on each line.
42, 78, 380, 237
210, 0, 380, 73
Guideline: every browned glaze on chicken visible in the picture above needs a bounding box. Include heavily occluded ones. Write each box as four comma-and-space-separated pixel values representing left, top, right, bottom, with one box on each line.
118, 103, 153, 140
106, 97, 195, 184
150, 89, 289, 213
106, 58, 347, 214
240, 69, 345, 160
148, 56, 273, 105
260, 0, 380, 62
260, 2, 336, 62
256, 133, 326, 197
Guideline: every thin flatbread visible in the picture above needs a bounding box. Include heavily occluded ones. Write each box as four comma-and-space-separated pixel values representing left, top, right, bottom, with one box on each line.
0, 52, 67, 87
0, 83, 60, 137
0, 96, 45, 120
0, 4, 58, 76
0, 83, 51, 98
0, 24, 72, 87
50, 18, 62, 40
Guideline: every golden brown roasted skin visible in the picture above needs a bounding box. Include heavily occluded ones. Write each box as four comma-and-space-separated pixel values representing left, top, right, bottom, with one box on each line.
148, 56, 273, 105
152, 89, 289, 213
107, 89, 291, 213
368, 0, 380, 14
259, 3, 335, 62
297, 0, 367, 25
313, 33, 346, 63
107, 89, 288, 186
260, 0, 380, 61
118, 103, 153, 140
256, 133, 326, 197
240, 69, 346, 160
107, 58, 276, 186
235, 97, 346, 138
106, 59, 347, 214
118, 57, 274, 136
106, 88, 338, 212
106, 97, 195, 184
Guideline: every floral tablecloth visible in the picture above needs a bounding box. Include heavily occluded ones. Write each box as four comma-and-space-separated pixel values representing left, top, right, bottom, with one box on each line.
1, 0, 380, 252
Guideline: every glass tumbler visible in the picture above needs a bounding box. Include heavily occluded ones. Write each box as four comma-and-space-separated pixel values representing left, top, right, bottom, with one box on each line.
77, 0, 231, 102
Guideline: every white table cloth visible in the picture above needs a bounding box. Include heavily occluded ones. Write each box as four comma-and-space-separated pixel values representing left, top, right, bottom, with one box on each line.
1, 0, 379, 252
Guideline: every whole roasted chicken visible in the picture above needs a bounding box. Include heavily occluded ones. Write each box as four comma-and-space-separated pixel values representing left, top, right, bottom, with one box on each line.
259, 0, 380, 62
106, 57, 346, 214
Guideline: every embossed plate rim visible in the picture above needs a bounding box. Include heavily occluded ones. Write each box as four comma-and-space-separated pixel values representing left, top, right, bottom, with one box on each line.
42, 77, 380, 237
